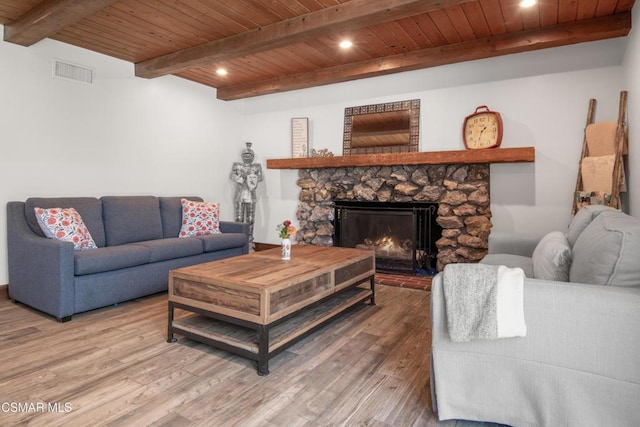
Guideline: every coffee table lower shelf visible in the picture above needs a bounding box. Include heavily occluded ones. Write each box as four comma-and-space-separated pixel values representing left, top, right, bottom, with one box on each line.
168, 284, 374, 375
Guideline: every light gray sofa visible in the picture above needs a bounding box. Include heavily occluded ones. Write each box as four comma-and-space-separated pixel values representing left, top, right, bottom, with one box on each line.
7, 196, 249, 321
431, 206, 640, 426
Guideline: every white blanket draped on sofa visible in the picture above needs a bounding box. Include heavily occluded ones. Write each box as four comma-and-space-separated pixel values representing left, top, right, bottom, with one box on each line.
442, 263, 526, 342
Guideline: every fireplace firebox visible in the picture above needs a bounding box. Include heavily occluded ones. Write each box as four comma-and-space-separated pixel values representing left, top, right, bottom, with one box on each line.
334, 201, 441, 275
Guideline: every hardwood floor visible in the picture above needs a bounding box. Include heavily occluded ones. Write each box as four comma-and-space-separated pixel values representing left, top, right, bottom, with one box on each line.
0, 285, 469, 426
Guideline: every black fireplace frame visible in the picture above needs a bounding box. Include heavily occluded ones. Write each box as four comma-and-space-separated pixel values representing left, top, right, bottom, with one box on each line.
333, 200, 440, 275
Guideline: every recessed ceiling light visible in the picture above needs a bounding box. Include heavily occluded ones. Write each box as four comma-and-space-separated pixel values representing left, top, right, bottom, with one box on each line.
216, 68, 228, 76
519, 0, 536, 7
339, 40, 353, 49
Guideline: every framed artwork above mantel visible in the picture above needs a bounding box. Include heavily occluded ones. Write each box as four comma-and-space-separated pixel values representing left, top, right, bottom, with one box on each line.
343, 99, 420, 155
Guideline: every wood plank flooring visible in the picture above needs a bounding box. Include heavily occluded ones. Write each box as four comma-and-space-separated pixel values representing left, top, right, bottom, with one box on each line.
0, 285, 471, 426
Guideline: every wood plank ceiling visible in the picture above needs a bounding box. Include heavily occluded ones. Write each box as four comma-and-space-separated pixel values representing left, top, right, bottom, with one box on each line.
0, 0, 634, 101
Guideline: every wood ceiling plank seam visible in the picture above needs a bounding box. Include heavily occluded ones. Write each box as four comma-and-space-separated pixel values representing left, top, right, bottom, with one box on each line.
461, 2, 493, 38
306, 36, 373, 65
558, 0, 579, 22
216, 12, 631, 100
308, 35, 353, 61
52, 20, 157, 60
175, 71, 223, 88
538, 0, 560, 26
577, 0, 599, 19
364, 22, 408, 55
250, 47, 312, 76
314, 0, 345, 8
66, 12, 181, 62
381, 21, 424, 52
264, 44, 320, 75
478, 0, 508, 35
396, 15, 436, 49
291, 40, 347, 68
241, 0, 300, 21
277, 0, 317, 14
153, 0, 235, 42
111, 1, 209, 48
223, 54, 295, 82
427, 9, 463, 44
410, 13, 449, 46
106, 4, 196, 53
595, 0, 620, 16
188, 0, 254, 34
353, 26, 400, 57
52, 27, 142, 62
69, 14, 169, 51
521, 3, 543, 29
203, 0, 272, 30
498, 0, 526, 32
325, 40, 375, 65
229, 55, 287, 79
444, 5, 477, 41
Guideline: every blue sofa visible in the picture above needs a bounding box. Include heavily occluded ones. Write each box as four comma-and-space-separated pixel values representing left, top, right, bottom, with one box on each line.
7, 196, 249, 321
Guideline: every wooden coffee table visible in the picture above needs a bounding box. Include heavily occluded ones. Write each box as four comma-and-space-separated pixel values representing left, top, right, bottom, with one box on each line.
167, 245, 375, 375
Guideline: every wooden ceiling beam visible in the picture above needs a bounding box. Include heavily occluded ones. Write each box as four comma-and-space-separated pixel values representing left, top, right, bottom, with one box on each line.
216, 13, 631, 101
3, 0, 119, 46
135, 0, 473, 79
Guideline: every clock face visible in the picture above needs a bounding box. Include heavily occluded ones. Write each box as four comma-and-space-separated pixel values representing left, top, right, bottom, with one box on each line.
463, 112, 502, 149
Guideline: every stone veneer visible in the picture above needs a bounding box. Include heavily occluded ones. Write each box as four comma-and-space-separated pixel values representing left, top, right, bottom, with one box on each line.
295, 164, 492, 271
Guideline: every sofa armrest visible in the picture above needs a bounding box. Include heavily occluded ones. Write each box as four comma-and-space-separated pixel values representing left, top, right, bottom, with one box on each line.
431, 273, 640, 425
488, 231, 544, 257
7, 202, 76, 320
219, 221, 250, 235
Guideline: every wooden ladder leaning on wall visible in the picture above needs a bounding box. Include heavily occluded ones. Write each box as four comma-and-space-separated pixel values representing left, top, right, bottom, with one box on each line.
572, 90, 628, 215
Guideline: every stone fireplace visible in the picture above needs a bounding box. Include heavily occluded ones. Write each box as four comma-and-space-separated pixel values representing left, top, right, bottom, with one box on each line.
295, 163, 492, 271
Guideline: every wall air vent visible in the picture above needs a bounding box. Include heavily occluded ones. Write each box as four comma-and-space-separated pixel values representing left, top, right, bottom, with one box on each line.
53, 60, 94, 84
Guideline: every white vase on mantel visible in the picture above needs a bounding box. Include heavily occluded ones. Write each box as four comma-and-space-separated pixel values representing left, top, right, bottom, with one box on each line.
281, 238, 291, 260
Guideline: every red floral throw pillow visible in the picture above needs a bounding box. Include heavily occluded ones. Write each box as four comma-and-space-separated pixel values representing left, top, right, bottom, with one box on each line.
34, 207, 97, 250
179, 198, 221, 238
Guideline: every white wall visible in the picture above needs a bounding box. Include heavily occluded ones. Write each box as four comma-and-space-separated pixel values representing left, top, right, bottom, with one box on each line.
0, 22, 635, 286
240, 38, 628, 245
0, 28, 244, 285
624, 6, 640, 216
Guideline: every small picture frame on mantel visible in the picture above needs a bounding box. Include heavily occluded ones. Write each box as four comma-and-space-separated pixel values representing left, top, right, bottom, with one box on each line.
291, 117, 309, 158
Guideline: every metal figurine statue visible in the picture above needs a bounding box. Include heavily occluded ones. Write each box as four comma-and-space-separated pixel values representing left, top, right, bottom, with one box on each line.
230, 142, 263, 248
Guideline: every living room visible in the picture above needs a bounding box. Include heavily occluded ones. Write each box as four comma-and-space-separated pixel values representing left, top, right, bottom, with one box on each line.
1, 1, 639, 425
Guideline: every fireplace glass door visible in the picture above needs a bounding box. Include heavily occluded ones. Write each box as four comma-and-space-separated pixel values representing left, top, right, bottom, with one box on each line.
334, 201, 439, 275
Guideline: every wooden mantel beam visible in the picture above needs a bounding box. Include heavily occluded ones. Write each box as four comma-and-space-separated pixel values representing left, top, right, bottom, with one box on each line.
135, 0, 473, 79
3, 0, 119, 46
217, 12, 631, 100
266, 147, 535, 170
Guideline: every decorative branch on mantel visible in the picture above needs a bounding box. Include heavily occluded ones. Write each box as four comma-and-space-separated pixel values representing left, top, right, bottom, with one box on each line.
266, 147, 535, 169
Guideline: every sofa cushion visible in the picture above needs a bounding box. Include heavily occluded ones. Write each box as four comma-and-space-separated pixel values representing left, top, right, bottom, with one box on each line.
567, 205, 618, 248
179, 198, 221, 237
570, 211, 640, 287
532, 231, 571, 282
25, 197, 106, 247
198, 233, 248, 253
74, 244, 150, 275
159, 196, 203, 238
34, 207, 98, 250
101, 196, 163, 246
135, 237, 203, 262
480, 254, 534, 278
